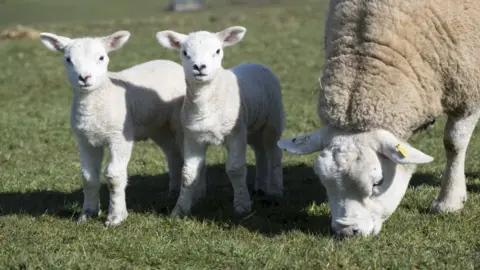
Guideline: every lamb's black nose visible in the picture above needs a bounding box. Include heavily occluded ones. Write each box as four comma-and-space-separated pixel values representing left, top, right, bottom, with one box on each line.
78, 74, 91, 83
193, 64, 206, 71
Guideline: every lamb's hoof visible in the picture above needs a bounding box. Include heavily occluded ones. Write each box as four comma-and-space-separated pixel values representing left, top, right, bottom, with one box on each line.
105, 211, 128, 227
77, 208, 100, 224
431, 195, 466, 213
170, 205, 190, 217
233, 201, 252, 215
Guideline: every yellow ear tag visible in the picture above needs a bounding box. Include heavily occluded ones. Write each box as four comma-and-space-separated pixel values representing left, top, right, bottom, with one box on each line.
396, 144, 408, 158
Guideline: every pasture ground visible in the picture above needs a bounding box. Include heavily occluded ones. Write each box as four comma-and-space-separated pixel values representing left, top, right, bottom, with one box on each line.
0, 0, 479, 268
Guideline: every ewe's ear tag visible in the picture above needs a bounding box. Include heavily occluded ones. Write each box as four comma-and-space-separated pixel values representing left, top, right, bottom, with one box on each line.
396, 144, 408, 158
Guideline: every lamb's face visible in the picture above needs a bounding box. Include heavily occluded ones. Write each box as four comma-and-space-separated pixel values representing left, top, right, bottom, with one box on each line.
278, 127, 434, 237
156, 26, 247, 84
39, 30, 130, 91
180, 31, 224, 83
63, 38, 110, 90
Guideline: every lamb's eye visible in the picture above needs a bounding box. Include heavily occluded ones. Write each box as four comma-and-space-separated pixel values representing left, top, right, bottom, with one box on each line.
216, 49, 220, 54
183, 50, 188, 57
99, 56, 105, 61
65, 57, 71, 63
373, 178, 384, 187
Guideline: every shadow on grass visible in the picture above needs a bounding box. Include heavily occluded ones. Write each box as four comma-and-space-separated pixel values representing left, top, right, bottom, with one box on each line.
466, 173, 480, 192
409, 173, 439, 188
409, 172, 480, 192
0, 164, 331, 236
406, 171, 480, 214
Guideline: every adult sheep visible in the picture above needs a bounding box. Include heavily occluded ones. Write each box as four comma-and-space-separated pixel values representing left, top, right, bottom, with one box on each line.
39, 30, 187, 226
278, 0, 480, 237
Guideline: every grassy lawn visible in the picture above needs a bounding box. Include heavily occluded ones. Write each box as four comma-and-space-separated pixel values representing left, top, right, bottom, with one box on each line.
1, 0, 479, 268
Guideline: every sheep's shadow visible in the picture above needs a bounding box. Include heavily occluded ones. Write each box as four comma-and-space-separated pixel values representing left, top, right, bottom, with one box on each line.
465, 173, 480, 192
405, 171, 480, 214
0, 164, 331, 236
409, 172, 480, 192
409, 173, 439, 188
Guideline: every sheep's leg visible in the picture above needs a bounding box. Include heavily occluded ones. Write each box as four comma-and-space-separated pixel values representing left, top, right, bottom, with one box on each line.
152, 130, 184, 198
104, 140, 133, 226
171, 137, 207, 217
432, 111, 480, 213
226, 129, 252, 214
265, 142, 283, 197
249, 136, 268, 195
175, 129, 207, 200
253, 148, 268, 195
262, 125, 284, 197
77, 136, 104, 223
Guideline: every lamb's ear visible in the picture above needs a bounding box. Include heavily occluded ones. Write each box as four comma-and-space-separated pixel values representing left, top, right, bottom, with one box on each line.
216, 26, 246, 47
102, 30, 130, 52
375, 130, 434, 164
39, 32, 72, 52
277, 128, 327, 155
156, 30, 187, 51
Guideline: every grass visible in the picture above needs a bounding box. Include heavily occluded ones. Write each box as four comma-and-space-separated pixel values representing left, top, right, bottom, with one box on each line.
0, 0, 479, 269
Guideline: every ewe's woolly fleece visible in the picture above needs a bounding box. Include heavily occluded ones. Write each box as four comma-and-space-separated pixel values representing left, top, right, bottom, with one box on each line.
318, 0, 480, 139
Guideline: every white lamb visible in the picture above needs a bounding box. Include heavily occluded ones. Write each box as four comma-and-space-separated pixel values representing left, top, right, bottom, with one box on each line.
156, 26, 285, 216
39, 30, 187, 226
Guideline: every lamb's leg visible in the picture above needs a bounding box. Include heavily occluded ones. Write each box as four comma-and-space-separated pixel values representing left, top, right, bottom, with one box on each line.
171, 137, 207, 217
265, 142, 283, 197
253, 148, 268, 196
152, 130, 184, 198
249, 135, 267, 195
226, 129, 252, 214
262, 125, 284, 197
432, 111, 480, 213
104, 139, 133, 226
77, 137, 104, 223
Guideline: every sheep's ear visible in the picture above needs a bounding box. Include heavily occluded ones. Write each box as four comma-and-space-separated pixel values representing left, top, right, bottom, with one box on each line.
39, 32, 72, 53
216, 26, 246, 47
102, 30, 130, 52
156, 30, 187, 51
375, 130, 434, 164
277, 128, 327, 155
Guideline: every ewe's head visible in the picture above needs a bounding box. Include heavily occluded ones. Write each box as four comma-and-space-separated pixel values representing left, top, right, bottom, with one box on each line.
156, 26, 246, 83
39, 31, 130, 91
278, 126, 433, 237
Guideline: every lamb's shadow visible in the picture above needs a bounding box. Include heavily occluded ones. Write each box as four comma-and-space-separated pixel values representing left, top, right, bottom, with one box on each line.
110, 77, 184, 143
0, 164, 331, 236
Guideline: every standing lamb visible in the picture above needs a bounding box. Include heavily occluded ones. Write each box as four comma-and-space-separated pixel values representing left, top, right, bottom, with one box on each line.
156, 26, 285, 216
39, 30, 187, 226
278, 0, 480, 237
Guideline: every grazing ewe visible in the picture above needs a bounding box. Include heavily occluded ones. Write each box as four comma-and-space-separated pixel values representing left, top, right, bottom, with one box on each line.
278, 0, 480, 237
40, 30, 186, 226
156, 26, 285, 216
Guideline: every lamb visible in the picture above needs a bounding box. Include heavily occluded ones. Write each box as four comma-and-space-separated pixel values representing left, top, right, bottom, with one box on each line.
39, 30, 187, 226
278, 0, 480, 237
156, 26, 285, 216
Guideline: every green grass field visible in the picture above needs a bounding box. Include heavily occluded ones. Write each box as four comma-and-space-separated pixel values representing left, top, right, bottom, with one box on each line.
1, 0, 479, 268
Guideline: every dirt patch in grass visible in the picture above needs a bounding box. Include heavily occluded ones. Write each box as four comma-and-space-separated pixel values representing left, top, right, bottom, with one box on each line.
1, 25, 40, 40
